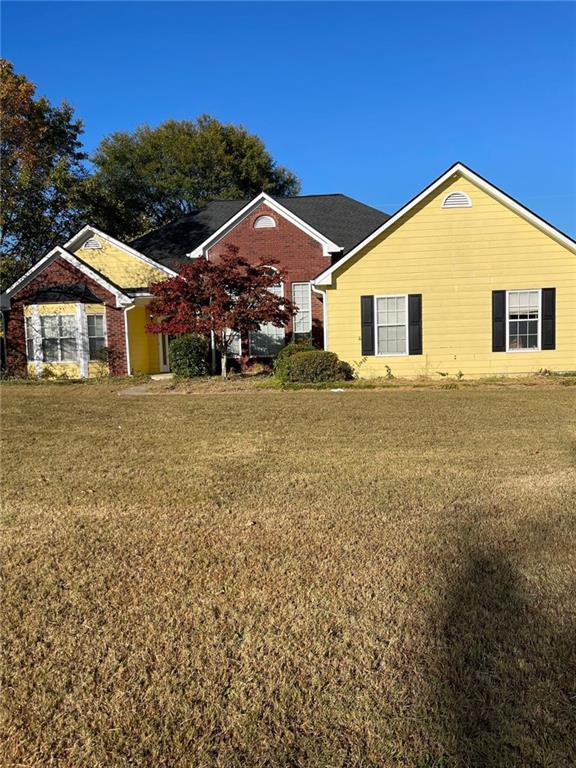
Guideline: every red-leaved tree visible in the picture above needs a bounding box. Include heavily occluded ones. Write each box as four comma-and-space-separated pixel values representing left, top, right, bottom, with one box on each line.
147, 245, 294, 377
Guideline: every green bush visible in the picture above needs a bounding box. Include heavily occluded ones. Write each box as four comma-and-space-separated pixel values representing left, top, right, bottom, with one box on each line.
273, 340, 316, 381
280, 350, 354, 384
168, 334, 208, 378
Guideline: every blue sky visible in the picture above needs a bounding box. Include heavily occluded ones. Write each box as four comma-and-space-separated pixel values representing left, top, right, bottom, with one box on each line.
3, 2, 576, 234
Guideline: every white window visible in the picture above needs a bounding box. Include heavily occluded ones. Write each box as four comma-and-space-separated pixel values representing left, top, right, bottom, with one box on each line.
40, 315, 77, 362
507, 290, 540, 351
249, 282, 285, 356
25, 316, 35, 361
292, 282, 312, 336
375, 295, 408, 356
224, 329, 242, 357
87, 314, 107, 360
441, 191, 472, 208
83, 237, 102, 249
254, 215, 276, 229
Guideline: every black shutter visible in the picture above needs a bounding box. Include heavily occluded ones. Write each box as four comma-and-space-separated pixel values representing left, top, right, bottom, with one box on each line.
408, 294, 422, 355
541, 288, 556, 350
361, 296, 374, 355
492, 290, 506, 352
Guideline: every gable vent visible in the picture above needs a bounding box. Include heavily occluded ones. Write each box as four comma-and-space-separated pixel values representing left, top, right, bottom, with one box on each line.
83, 237, 102, 249
441, 191, 472, 208
254, 215, 276, 229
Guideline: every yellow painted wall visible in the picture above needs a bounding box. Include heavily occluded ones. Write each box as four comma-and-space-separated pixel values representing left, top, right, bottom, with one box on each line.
325, 175, 576, 378
75, 238, 167, 289
126, 304, 162, 375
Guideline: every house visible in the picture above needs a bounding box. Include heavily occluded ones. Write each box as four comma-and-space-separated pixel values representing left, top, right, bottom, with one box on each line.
131, 192, 389, 358
1, 193, 388, 377
313, 163, 576, 377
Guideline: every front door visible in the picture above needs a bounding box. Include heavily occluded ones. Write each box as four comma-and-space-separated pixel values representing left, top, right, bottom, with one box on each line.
159, 334, 170, 372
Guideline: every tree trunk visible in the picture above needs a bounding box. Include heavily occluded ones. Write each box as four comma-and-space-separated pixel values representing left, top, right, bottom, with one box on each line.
210, 330, 216, 374
221, 350, 227, 379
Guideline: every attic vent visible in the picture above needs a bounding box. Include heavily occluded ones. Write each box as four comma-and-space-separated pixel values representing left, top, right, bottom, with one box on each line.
83, 237, 102, 249
441, 191, 472, 208
254, 215, 276, 229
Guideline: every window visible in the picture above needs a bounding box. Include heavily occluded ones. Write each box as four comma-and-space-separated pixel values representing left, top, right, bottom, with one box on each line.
441, 191, 472, 208
87, 314, 106, 360
83, 237, 102, 249
249, 282, 285, 356
254, 215, 276, 229
25, 316, 35, 360
224, 329, 242, 357
375, 295, 408, 355
292, 282, 312, 337
507, 290, 540, 351
40, 315, 77, 362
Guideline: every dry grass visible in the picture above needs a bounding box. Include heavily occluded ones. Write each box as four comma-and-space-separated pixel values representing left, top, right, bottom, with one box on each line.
1, 382, 575, 767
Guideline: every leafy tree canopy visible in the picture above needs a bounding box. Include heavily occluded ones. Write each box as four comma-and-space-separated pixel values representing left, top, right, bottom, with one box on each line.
82, 115, 301, 241
0, 59, 87, 290
147, 245, 294, 378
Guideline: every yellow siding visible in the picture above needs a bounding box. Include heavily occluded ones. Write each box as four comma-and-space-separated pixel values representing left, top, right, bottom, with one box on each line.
75, 239, 167, 289
24, 303, 76, 316
126, 304, 162, 374
326, 175, 576, 377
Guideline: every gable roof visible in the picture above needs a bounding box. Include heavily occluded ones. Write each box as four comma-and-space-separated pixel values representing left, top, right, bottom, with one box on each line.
65, 225, 177, 277
0, 246, 132, 309
313, 162, 576, 287
131, 193, 390, 267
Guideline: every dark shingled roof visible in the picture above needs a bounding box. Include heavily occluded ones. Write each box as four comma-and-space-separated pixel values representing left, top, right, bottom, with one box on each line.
130, 194, 390, 269
23, 283, 103, 304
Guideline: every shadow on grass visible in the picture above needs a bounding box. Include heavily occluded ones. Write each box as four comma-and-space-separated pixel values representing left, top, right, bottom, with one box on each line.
436, 544, 576, 767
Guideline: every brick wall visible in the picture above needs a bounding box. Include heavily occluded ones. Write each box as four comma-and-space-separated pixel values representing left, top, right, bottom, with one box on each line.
207, 202, 330, 356
5, 257, 128, 377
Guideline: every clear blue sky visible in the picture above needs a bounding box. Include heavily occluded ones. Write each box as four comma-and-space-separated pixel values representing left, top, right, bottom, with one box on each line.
3, 1, 576, 234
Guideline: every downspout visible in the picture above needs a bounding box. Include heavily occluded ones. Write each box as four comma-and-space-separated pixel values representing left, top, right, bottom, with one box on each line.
124, 304, 136, 376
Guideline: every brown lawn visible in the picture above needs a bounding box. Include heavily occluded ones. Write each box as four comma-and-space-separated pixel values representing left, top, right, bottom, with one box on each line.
1, 382, 575, 767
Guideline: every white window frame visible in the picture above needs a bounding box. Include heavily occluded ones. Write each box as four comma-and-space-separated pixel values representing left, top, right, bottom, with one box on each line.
374, 294, 409, 357
291, 282, 312, 336
505, 289, 541, 353
87, 313, 107, 361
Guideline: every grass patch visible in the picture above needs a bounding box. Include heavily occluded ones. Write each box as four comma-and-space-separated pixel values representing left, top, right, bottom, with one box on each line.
1, 384, 575, 766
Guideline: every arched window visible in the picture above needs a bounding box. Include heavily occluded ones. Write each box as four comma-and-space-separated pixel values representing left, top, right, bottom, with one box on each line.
441, 191, 472, 208
83, 237, 102, 249
254, 215, 276, 229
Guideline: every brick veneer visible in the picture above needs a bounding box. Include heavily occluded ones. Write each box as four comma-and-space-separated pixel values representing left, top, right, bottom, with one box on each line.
5, 257, 128, 377
207, 202, 330, 358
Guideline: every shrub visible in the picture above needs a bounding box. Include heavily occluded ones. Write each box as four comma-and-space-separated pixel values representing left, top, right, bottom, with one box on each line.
273, 340, 316, 381
168, 334, 209, 378
281, 350, 354, 384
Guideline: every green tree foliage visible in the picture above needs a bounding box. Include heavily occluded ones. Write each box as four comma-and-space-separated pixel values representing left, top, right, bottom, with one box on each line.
0, 59, 87, 289
82, 115, 301, 241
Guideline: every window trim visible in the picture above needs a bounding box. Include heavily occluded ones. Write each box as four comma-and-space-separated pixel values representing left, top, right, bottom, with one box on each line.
374, 294, 409, 357
505, 288, 542, 353
291, 281, 312, 335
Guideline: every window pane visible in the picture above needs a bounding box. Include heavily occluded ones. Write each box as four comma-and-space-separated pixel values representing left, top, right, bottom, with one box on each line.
376, 296, 407, 355
292, 283, 311, 334
42, 338, 59, 362
60, 315, 76, 337
60, 338, 77, 360
41, 316, 59, 338
249, 323, 284, 356
89, 337, 106, 360
87, 314, 104, 337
